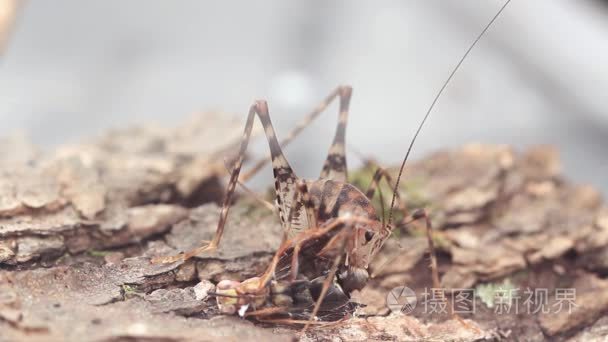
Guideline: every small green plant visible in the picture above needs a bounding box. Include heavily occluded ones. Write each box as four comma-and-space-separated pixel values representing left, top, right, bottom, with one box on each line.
122, 284, 137, 297
476, 279, 518, 309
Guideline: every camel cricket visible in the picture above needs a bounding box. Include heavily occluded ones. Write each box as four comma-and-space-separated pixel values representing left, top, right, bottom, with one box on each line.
152, 0, 511, 329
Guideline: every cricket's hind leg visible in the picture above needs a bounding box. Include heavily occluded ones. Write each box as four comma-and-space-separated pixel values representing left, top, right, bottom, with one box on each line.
320, 86, 352, 182
238, 86, 353, 183
152, 100, 299, 263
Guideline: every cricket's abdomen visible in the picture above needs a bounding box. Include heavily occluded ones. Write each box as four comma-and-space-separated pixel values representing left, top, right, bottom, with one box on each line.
306, 179, 379, 225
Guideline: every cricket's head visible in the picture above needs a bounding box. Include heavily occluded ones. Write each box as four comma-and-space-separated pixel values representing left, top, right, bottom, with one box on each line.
349, 220, 390, 267
339, 219, 391, 293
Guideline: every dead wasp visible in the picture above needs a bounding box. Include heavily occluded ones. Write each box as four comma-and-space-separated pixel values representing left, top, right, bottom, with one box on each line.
153, 0, 511, 328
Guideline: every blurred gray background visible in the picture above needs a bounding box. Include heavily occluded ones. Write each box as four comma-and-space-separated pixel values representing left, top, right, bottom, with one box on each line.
1, 0, 607, 193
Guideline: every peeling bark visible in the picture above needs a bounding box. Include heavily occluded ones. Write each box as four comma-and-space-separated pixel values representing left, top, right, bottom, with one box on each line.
1, 117, 608, 341
0, 112, 245, 266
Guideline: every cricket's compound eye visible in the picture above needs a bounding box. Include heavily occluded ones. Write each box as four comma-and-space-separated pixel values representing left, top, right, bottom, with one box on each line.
364, 231, 374, 242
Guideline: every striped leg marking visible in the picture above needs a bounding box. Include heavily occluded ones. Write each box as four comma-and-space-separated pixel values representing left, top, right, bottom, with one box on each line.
239, 85, 354, 183
320, 86, 352, 182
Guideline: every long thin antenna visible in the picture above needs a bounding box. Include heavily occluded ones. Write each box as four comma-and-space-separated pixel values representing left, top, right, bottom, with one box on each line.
387, 0, 512, 227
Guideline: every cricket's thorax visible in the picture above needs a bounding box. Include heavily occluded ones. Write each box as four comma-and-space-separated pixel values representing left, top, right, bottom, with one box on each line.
306, 179, 378, 224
